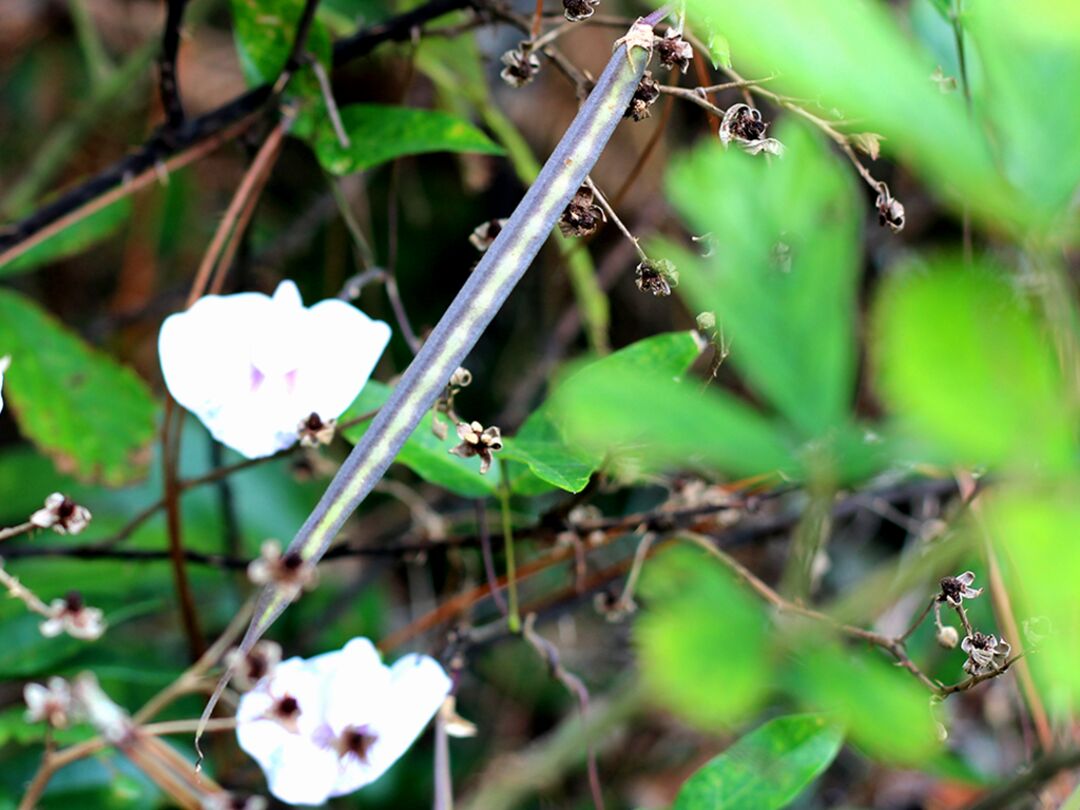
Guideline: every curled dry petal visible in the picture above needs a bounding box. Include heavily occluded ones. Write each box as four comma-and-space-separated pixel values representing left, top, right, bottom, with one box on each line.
563, 0, 600, 22
500, 45, 540, 88
938, 571, 982, 606
236, 638, 451, 805
656, 30, 693, 74
449, 421, 503, 474
719, 104, 783, 157
876, 182, 906, 233
159, 280, 390, 460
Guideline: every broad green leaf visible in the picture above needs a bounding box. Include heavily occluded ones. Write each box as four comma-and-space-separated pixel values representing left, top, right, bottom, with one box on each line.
985, 486, 1080, 706
673, 714, 844, 810
965, 3, 1080, 225
229, 0, 332, 138
665, 122, 859, 437
788, 640, 940, 764
0, 199, 131, 276
500, 411, 597, 494
873, 260, 1074, 472
0, 290, 158, 485
686, 0, 1023, 233
313, 104, 504, 176
636, 546, 769, 729
340, 381, 497, 497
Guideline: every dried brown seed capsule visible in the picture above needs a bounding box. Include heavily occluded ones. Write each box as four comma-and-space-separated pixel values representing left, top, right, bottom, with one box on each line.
635, 258, 679, 297
558, 185, 607, 237
500, 45, 540, 88
656, 30, 693, 74
625, 71, 661, 121
563, 0, 600, 22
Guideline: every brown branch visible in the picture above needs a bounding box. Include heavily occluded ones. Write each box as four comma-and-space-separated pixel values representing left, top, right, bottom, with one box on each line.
158, 0, 189, 131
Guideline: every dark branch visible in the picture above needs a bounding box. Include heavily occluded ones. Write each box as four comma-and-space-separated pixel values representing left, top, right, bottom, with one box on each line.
281, 0, 323, 82
0, 0, 474, 256
158, 0, 189, 131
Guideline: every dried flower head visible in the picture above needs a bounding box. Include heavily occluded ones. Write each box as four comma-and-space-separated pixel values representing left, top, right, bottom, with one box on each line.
248, 540, 319, 602
24, 677, 73, 727
297, 412, 336, 448
696, 311, 717, 334
936, 625, 959, 649
876, 182, 906, 233
938, 571, 982, 607
558, 186, 606, 238
500, 45, 540, 88
449, 367, 473, 388
469, 219, 507, 252
625, 71, 661, 121
563, 0, 599, 22
719, 104, 784, 156
40, 590, 106, 640
961, 632, 1012, 676
656, 30, 693, 73
635, 258, 679, 297
227, 640, 284, 691
31, 493, 92, 535
449, 421, 503, 474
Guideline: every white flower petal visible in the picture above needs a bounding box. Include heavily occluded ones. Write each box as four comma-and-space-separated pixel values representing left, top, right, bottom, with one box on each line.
330, 653, 450, 796
263, 733, 340, 806
159, 281, 390, 459
0, 354, 9, 414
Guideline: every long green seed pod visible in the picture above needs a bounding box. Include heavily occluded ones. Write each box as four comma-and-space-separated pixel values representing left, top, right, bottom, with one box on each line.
196, 16, 657, 753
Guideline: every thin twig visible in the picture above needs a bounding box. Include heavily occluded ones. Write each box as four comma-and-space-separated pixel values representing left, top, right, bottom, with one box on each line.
159, 0, 189, 130
584, 177, 647, 261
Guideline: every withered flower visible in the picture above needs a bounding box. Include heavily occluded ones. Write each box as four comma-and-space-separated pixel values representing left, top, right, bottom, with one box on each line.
558, 186, 606, 237
226, 640, 284, 691
635, 258, 679, 297
961, 632, 1011, 676
31, 493, 92, 535
449, 421, 503, 474
563, 0, 599, 22
656, 29, 693, 74
938, 571, 982, 607
248, 540, 319, 603
876, 182, 906, 233
500, 45, 540, 88
298, 412, 336, 448
469, 219, 507, 252
24, 677, 73, 727
719, 103, 784, 156
625, 71, 661, 121
40, 590, 105, 640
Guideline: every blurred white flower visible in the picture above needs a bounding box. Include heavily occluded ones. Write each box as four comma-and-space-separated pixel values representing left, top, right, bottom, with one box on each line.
159, 280, 390, 459
40, 590, 106, 640
0, 354, 9, 414
236, 638, 451, 806
24, 677, 73, 727
30, 493, 92, 535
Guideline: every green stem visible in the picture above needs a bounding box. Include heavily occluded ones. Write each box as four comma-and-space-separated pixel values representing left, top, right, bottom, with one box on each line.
498, 460, 521, 633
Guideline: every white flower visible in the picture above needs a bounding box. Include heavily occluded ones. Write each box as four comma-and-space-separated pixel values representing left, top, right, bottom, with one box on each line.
0, 355, 9, 414
236, 638, 451, 806
158, 280, 390, 459
30, 493, 92, 534
24, 677, 73, 727
247, 540, 318, 603
938, 571, 982, 607
40, 591, 106, 640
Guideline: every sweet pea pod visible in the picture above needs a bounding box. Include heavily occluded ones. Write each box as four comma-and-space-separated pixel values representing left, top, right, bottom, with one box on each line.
197, 15, 659, 752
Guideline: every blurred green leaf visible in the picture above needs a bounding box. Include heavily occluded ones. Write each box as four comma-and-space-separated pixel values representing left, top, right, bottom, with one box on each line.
636, 546, 769, 729
313, 104, 504, 176
0, 199, 131, 276
872, 260, 1075, 472
788, 640, 940, 764
673, 714, 844, 810
986, 485, 1080, 706
686, 0, 1025, 233
229, 0, 332, 137
341, 381, 497, 497
665, 122, 859, 437
0, 290, 158, 485
501, 409, 596, 494
0, 708, 92, 747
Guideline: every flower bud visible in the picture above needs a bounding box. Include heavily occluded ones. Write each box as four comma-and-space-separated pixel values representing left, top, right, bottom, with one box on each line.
936, 625, 959, 649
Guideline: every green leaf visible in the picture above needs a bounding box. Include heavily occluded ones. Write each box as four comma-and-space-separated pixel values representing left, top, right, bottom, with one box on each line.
0, 199, 131, 277
985, 486, 1080, 705
872, 260, 1074, 472
313, 104, 504, 176
340, 381, 497, 497
636, 546, 770, 729
0, 290, 158, 485
673, 714, 844, 810
229, 0, 332, 138
500, 410, 596, 494
686, 0, 1026, 233
788, 640, 940, 764
665, 122, 860, 438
